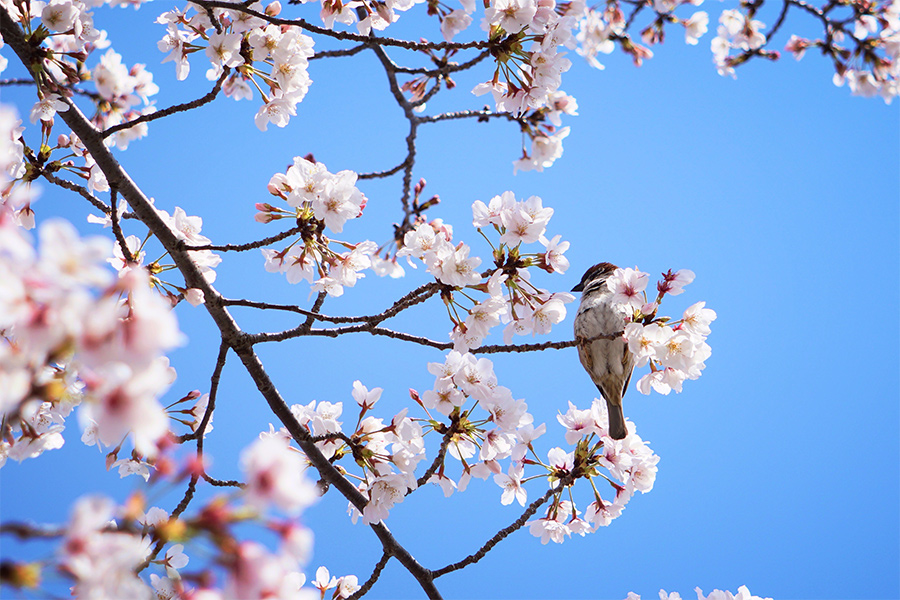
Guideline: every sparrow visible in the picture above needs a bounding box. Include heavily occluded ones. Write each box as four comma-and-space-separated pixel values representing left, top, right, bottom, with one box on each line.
572, 262, 635, 440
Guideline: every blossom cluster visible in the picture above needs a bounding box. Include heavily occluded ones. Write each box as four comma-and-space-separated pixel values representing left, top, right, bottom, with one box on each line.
85, 197, 220, 306
398, 191, 573, 351
412, 349, 661, 543
5, 400, 370, 599
576, 0, 709, 69
0, 105, 195, 469
416, 349, 544, 500
35, 470, 334, 598
626, 586, 773, 600
261, 380, 427, 525
0, 213, 183, 467
89, 49, 159, 149
576, 4, 629, 70
785, 0, 900, 103
600, 266, 716, 396
0, 0, 159, 149
710, 8, 768, 78
259, 155, 389, 296
1, 104, 33, 228
526, 397, 659, 542
60, 496, 156, 598
248, 347, 659, 547
2, 126, 124, 223
512, 91, 577, 174
156, 2, 316, 131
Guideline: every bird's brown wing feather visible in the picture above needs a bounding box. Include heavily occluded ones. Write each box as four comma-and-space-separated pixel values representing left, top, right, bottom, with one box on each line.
621, 348, 634, 396
578, 337, 616, 403
576, 337, 594, 379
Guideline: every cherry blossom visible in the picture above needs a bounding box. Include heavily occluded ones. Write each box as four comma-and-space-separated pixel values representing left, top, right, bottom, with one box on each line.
223, 541, 308, 599
29, 94, 69, 124
577, 7, 623, 70
441, 9, 473, 40
684, 12, 709, 45
494, 464, 527, 506
681, 301, 718, 337
352, 380, 383, 411
608, 267, 650, 310
711, 9, 767, 77
241, 436, 319, 515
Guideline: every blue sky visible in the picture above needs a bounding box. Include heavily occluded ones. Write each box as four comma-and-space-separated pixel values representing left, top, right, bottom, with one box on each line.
1, 2, 898, 599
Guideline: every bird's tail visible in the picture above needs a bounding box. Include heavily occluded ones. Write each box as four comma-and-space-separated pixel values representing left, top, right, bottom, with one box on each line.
606, 399, 627, 440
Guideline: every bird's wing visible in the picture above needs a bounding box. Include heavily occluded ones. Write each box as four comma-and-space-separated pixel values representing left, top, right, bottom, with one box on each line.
578, 337, 613, 402
621, 349, 635, 396
576, 336, 594, 378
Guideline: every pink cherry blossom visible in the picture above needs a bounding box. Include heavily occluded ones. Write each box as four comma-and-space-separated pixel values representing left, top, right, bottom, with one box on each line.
608, 267, 650, 310
241, 436, 318, 515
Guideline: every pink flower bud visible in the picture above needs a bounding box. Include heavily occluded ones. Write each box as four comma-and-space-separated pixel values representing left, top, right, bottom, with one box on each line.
265, 0, 281, 15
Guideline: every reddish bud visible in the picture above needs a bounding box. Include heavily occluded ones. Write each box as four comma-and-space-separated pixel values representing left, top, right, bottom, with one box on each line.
409, 388, 424, 407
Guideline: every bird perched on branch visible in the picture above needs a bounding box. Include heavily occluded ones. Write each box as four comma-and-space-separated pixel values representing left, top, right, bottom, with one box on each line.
572, 262, 635, 440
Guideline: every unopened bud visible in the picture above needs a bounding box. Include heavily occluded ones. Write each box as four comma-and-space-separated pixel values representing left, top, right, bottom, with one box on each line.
419, 195, 440, 211
265, 0, 281, 15
154, 455, 176, 479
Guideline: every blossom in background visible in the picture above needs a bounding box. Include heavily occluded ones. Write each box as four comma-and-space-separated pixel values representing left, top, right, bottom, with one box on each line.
625, 586, 773, 600
241, 436, 318, 515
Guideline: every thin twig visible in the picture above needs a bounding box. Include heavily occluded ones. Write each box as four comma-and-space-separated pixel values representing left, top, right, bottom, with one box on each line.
347, 551, 392, 600
191, 0, 489, 52
0, 522, 66, 539
185, 225, 304, 252
432, 481, 565, 578
102, 70, 230, 139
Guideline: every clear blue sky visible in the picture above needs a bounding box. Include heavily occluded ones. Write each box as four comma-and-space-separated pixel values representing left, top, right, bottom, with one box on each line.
1, 2, 898, 599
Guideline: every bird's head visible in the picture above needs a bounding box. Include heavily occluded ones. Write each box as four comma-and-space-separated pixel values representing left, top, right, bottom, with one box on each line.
571, 262, 618, 293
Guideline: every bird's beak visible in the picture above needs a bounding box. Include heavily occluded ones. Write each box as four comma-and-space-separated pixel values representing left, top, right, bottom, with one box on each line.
571, 282, 583, 292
